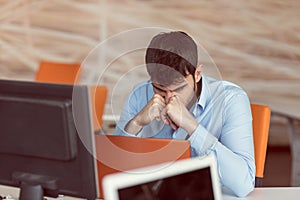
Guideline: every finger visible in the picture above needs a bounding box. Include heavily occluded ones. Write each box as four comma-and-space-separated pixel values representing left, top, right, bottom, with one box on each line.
161, 107, 179, 130
153, 98, 166, 110
152, 100, 166, 122
164, 98, 181, 130
148, 105, 162, 121
153, 94, 166, 104
155, 107, 163, 121
168, 95, 179, 104
160, 107, 169, 124
166, 114, 179, 130
169, 119, 179, 130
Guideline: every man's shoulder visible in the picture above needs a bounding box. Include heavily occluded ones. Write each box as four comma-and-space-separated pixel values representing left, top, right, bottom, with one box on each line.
131, 80, 153, 94
128, 80, 154, 102
204, 75, 248, 97
133, 80, 152, 90
222, 80, 246, 94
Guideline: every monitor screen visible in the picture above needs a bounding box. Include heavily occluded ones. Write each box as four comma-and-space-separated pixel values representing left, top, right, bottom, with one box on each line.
0, 79, 98, 200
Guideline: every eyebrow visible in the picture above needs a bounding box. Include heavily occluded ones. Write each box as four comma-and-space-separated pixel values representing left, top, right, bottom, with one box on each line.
152, 84, 165, 92
152, 83, 187, 93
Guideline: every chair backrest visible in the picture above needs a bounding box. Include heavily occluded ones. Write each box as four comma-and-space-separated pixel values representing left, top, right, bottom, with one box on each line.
89, 86, 108, 130
95, 135, 191, 199
35, 61, 108, 130
35, 61, 80, 84
251, 104, 271, 185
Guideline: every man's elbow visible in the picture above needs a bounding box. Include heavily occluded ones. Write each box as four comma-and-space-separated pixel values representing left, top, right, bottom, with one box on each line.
233, 180, 255, 197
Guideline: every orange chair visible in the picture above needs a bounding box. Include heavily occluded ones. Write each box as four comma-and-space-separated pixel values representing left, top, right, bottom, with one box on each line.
95, 135, 191, 199
35, 61, 108, 131
251, 104, 271, 187
35, 61, 80, 84
89, 85, 108, 130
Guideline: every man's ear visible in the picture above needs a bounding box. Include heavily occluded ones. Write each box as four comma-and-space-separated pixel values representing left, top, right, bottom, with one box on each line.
194, 64, 203, 83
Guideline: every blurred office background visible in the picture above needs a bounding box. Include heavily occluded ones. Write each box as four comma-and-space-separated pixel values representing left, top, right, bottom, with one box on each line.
0, 0, 299, 187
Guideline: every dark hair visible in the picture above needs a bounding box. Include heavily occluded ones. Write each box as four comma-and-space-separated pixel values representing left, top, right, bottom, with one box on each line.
145, 31, 198, 86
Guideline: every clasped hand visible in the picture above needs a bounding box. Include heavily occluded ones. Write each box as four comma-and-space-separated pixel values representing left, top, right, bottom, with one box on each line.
131, 94, 198, 134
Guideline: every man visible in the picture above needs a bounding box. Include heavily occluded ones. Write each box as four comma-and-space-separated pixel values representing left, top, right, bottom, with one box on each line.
114, 31, 255, 197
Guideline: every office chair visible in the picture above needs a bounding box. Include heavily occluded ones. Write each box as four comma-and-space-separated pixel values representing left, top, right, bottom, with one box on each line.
35, 61, 108, 131
251, 104, 271, 187
35, 61, 81, 84
89, 85, 108, 131
94, 135, 191, 199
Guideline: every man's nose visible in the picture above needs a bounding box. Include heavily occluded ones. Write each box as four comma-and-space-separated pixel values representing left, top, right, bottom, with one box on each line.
165, 90, 173, 103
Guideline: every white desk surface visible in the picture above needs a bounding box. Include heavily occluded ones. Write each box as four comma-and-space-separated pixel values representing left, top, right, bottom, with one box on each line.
1, 185, 300, 200
223, 187, 300, 200
0, 185, 88, 200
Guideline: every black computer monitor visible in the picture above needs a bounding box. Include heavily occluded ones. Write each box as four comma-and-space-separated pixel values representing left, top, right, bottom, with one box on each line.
0, 79, 99, 200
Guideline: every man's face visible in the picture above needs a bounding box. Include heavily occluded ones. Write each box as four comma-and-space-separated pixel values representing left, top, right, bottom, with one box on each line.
152, 74, 196, 107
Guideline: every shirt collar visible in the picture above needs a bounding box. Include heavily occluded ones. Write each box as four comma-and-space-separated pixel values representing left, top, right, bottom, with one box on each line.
192, 74, 210, 115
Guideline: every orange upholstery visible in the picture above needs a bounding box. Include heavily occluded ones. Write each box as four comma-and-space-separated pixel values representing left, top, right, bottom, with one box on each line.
35, 61, 108, 130
89, 86, 108, 130
251, 104, 271, 180
35, 61, 80, 84
95, 135, 191, 199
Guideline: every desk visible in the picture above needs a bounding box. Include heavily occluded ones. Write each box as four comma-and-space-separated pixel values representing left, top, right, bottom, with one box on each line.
2, 185, 300, 200
251, 91, 300, 186
0, 185, 92, 200
223, 187, 300, 200
258, 98, 300, 186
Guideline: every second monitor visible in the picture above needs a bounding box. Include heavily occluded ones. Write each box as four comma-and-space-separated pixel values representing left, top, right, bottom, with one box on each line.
0, 79, 99, 200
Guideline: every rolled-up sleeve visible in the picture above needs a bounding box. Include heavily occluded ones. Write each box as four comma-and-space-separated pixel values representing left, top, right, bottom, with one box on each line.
114, 81, 153, 137
114, 89, 140, 137
189, 93, 255, 197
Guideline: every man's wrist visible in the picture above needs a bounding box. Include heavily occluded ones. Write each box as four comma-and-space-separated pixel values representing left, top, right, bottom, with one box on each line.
124, 117, 143, 135
184, 119, 198, 136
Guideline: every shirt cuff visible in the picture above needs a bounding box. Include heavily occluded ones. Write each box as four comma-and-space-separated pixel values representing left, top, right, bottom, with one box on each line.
188, 124, 218, 156
114, 122, 139, 137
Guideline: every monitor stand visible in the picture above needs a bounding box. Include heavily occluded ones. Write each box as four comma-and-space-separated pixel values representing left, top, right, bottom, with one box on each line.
19, 182, 43, 200
12, 172, 58, 200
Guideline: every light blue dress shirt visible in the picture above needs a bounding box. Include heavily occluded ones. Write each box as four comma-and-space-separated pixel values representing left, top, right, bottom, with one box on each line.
114, 74, 256, 197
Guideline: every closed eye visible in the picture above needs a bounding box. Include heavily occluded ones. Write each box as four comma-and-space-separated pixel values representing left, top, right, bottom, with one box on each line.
172, 85, 186, 93
152, 83, 187, 93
